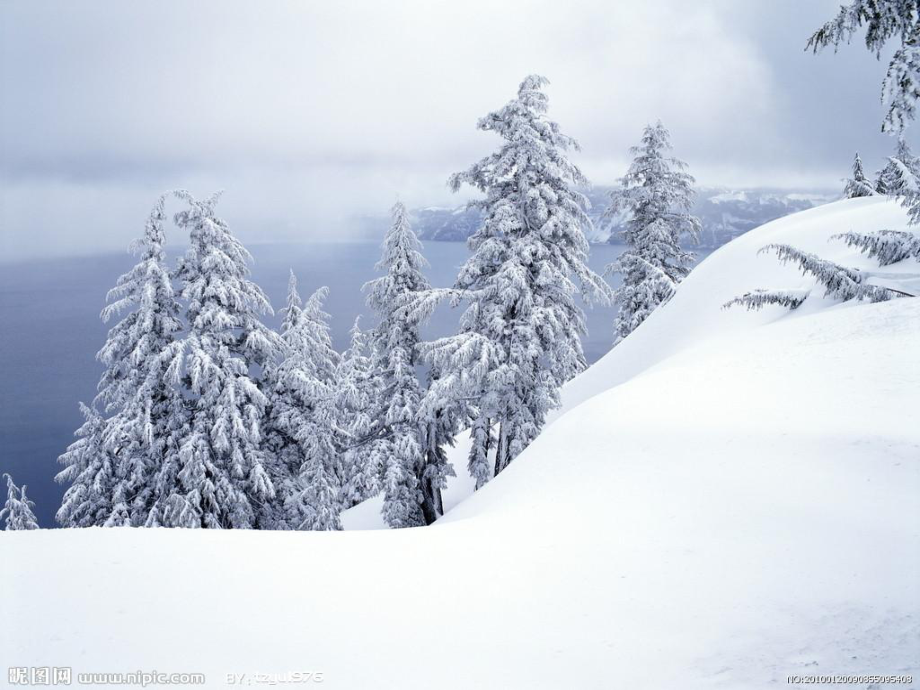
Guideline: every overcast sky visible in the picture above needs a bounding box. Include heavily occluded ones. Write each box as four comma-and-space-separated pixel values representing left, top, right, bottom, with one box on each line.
0, 0, 910, 258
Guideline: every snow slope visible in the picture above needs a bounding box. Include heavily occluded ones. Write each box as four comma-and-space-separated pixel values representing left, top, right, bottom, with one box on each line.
559, 195, 919, 415
2, 198, 918, 689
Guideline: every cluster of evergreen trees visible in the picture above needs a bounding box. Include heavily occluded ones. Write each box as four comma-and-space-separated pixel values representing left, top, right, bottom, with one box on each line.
844, 139, 920, 200
34, 76, 699, 532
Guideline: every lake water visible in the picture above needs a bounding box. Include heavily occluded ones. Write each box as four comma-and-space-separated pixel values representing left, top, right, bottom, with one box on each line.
0, 240, 698, 527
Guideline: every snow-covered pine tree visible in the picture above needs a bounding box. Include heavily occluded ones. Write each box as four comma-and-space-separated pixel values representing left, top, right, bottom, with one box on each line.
872, 138, 920, 230
89, 194, 186, 527
833, 228, 920, 264
365, 201, 450, 527
160, 190, 281, 529
724, 243, 907, 311
295, 286, 340, 394
1, 474, 39, 530
808, 0, 920, 133
844, 152, 877, 198
336, 317, 381, 508
422, 75, 612, 485
876, 138, 920, 195
297, 388, 342, 531
56, 403, 117, 527
261, 271, 305, 529
260, 270, 303, 528
604, 121, 701, 344
286, 285, 342, 530
265, 278, 343, 530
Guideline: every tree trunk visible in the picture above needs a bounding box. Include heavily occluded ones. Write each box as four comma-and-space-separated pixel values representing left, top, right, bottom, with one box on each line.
417, 419, 444, 526
419, 464, 442, 526
494, 421, 509, 477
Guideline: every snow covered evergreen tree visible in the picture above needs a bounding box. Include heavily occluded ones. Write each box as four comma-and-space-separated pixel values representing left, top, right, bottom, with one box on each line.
844, 152, 877, 198
91, 194, 186, 527
808, 0, 920, 132
297, 391, 342, 531
1, 474, 39, 530
876, 138, 920, 195
604, 121, 701, 344
422, 75, 612, 485
365, 201, 446, 527
56, 403, 117, 527
336, 317, 381, 508
261, 271, 305, 528
872, 138, 920, 229
55, 196, 183, 528
286, 284, 342, 530
159, 190, 281, 529
265, 278, 343, 530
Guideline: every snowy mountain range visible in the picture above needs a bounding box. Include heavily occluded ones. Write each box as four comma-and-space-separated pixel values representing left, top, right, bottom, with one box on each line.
410, 187, 839, 248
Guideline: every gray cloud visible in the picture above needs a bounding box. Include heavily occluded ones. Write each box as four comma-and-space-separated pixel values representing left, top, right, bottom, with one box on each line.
0, 0, 910, 259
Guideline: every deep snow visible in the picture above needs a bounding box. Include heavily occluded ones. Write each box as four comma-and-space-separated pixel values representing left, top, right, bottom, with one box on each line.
2, 197, 918, 689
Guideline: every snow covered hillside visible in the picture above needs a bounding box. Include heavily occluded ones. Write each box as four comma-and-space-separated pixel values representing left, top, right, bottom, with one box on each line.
559, 195, 920, 415
2, 197, 917, 689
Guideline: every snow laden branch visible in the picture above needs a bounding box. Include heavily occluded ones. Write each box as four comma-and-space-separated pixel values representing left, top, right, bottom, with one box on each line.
400, 287, 468, 326
722, 288, 810, 312
833, 229, 920, 265
763, 244, 907, 302
807, 0, 920, 133
725, 243, 910, 312
420, 333, 505, 408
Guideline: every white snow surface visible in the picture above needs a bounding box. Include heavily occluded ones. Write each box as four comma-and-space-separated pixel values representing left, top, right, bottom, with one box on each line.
2, 197, 918, 689
559, 195, 919, 416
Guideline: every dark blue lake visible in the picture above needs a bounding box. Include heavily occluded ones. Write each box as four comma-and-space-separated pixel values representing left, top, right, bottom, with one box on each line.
0, 240, 649, 527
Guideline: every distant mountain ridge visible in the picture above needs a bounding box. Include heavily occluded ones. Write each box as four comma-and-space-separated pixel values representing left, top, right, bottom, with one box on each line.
409, 187, 839, 248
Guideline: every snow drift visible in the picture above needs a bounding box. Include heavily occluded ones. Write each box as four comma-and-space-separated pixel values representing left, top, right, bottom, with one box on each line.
2, 197, 918, 689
